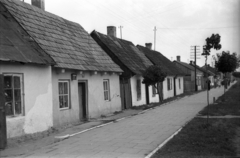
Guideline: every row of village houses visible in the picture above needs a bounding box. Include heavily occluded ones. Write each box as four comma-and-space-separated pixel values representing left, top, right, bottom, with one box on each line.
0, 0, 221, 139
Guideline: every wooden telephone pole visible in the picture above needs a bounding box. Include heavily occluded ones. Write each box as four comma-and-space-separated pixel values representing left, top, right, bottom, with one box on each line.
190, 46, 200, 91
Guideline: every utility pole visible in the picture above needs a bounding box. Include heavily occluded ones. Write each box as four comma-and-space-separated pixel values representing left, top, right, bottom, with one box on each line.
118, 26, 123, 39
190, 46, 200, 91
154, 26, 157, 50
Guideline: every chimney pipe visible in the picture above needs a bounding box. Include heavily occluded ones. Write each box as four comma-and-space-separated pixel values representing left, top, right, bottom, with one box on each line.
190, 60, 193, 65
107, 26, 116, 38
177, 56, 180, 62
31, 0, 45, 10
145, 43, 152, 50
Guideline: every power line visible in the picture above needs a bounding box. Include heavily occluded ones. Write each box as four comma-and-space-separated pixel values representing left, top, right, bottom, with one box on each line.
157, 26, 240, 30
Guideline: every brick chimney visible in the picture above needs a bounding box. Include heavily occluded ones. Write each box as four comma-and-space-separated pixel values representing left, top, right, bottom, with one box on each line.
107, 26, 116, 37
145, 43, 152, 50
31, 0, 45, 10
176, 56, 180, 62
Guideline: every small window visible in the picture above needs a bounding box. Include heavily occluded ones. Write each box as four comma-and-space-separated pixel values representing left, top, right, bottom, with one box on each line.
152, 84, 156, 97
179, 78, 181, 89
4, 74, 24, 116
167, 78, 172, 91
103, 79, 110, 101
59, 81, 70, 109
137, 79, 141, 100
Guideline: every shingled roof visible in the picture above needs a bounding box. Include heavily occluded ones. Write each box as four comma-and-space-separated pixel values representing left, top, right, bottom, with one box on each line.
0, 2, 54, 65
0, 0, 122, 72
137, 45, 185, 76
91, 31, 153, 75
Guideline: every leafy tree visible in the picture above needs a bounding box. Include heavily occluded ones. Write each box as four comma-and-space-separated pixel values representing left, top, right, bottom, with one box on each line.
202, 34, 222, 56
142, 65, 167, 102
232, 72, 240, 78
202, 34, 221, 125
215, 51, 238, 92
215, 51, 238, 74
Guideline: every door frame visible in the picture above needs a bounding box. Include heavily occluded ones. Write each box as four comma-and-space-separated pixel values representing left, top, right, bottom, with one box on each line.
120, 77, 132, 109
78, 80, 88, 120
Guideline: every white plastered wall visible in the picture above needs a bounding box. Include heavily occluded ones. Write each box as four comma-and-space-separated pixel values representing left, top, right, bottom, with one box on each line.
52, 69, 121, 127
0, 63, 53, 138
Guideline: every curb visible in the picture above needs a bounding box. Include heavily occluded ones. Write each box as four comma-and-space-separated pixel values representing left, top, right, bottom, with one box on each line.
55, 96, 185, 140
144, 127, 183, 158
145, 118, 192, 158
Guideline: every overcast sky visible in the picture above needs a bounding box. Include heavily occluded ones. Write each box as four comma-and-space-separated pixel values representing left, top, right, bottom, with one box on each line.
24, 0, 240, 67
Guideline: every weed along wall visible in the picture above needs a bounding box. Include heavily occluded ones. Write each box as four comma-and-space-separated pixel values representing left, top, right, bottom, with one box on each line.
0, 63, 53, 138
52, 68, 122, 127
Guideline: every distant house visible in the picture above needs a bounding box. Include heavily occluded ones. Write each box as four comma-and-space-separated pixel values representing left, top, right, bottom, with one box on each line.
0, 0, 122, 138
173, 57, 204, 92
137, 44, 185, 99
91, 27, 157, 107
202, 65, 222, 86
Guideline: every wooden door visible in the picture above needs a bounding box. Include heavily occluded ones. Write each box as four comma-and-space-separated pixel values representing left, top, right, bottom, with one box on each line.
78, 82, 87, 121
120, 78, 132, 109
0, 74, 7, 149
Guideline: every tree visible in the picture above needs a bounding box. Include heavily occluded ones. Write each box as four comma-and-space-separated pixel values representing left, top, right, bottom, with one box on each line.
202, 34, 221, 125
142, 65, 167, 103
215, 51, 238, 74
215, 51, 238, 92
203, 34, 222, 56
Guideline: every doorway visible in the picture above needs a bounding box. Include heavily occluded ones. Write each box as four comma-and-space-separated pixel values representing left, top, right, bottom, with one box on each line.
120, 78, 132, 109
78, 82, 87, 121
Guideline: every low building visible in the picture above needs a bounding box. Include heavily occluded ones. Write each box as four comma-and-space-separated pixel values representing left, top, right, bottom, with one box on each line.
0, 0, 122, 138
137, 44, 185, 99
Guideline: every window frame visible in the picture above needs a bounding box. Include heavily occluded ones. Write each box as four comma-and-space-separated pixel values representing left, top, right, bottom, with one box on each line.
103, 79, 110, 101
58, 80, 70, 110
167, 78, 172, 91
136, 79, 141, 101
3, 73, 24, 117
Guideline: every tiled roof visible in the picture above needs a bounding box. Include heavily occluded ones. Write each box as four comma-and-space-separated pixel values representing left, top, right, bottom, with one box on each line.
91, 31, 153, 75
190, 63, 211, 75
137, 45, 185, 76
0, 0, 122, 72
0, 3, 54, 65
175, 61, 197, 71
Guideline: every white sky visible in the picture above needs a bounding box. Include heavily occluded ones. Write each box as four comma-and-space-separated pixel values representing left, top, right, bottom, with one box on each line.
24, 0, 240, 67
